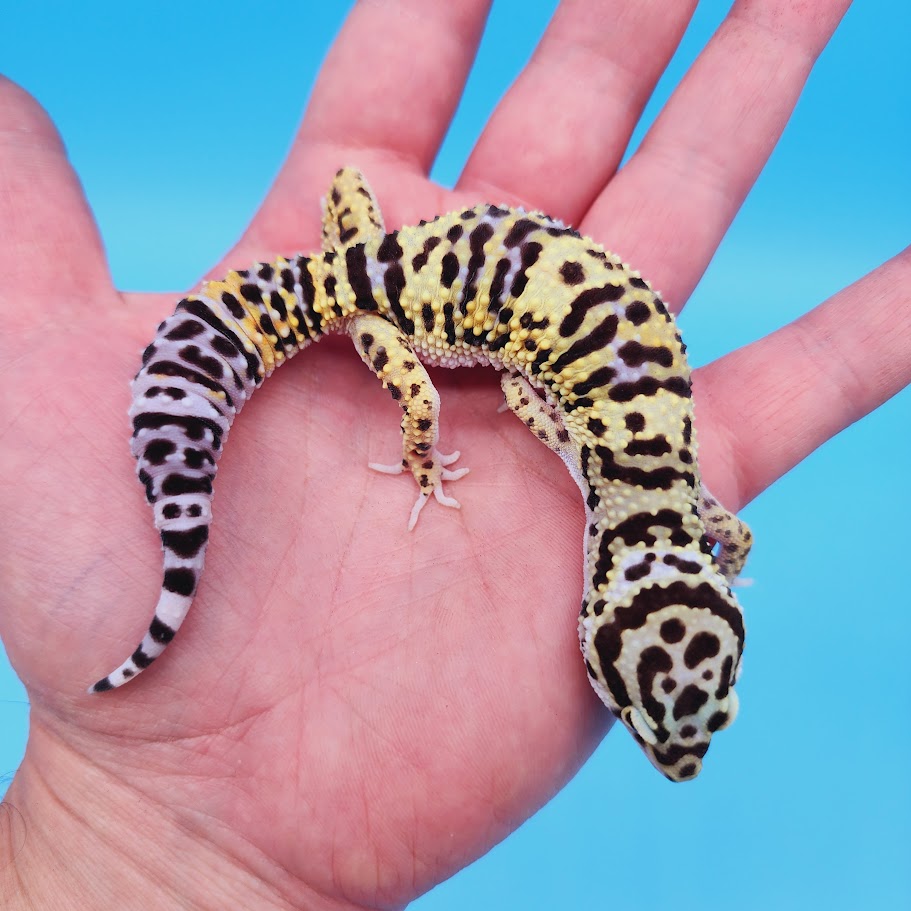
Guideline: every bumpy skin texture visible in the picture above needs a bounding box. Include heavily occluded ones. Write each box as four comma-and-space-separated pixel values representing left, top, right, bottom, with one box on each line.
92, 168, 752, 782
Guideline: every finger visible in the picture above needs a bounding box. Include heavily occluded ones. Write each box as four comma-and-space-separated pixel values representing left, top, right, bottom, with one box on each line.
694, 245, 911, 509
229, 1, 492, 265
459, 0, 697, 221
584, 0, 851, 308
0, 77, 112, 327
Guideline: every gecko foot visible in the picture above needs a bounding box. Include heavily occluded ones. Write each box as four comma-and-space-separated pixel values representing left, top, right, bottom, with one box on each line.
369, 448, 469, 530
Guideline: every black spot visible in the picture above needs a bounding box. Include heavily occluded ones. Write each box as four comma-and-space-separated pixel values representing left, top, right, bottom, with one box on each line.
663, 554, 702, 574
149, 616, 177, 644
609, 509, 688, 548
684, 632, 721, 669
339, 226, 358, 244
331, 186, 341, 205
377, 230, 404, 262
463, 222, 496, 305
630, 277, 649, 290
638, 645, 673, 726
91, 677, 114, 692
161, 525, 209, 559
131, 648, 154, 669
210, 335, 238, 359
716, 656, 734, 699
572, 365, 617, 397
674, 685, 709, 720
144, 439, 176, 465
268, 290, 288, 322
142, 344, 157, 365
625, 562, 652, 582
417, 418, 432, 432
609, 376, 691, 403
440, 252, 459, 288
372, 347, 389, 372
509, 241, 542, 299
563, 396, 593, 412
384, 263, 414, 334
708, 711, 729, 732
558, 284, 625, 337
487, 257, 512, 315
256, 263, 274, 281
165, 320, 205, 341
182, 448, 212, 470
678, 763, 698, 779
186, 504, 202, 518
661, 678, 677, 693
163, 567, 196, 596
421, 303, 435, 333
618, 341, 674, 368
446, 224, 463, 243
280, 268, 295, 291
625, 412, 646, 432
442, 302, 456, 345
625, 301, 651, 325
133, 411, 222, 448
559, 261, 585, 285
179, 345, 224, 378
682, 416, 693, 445
625, 435, 672, 457
162, 503, 181, 520
239, 283, 264, 305
550, 314, 619, 374
160, 474, 213, 496
679, 725, 697, 739
412, 235, 441, 272
220, 292, 246, 319
503, 218, 538, 248
660, 618, 686, 643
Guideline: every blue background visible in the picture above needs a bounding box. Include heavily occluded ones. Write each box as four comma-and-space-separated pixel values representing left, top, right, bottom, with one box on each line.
2, 2, 909, 908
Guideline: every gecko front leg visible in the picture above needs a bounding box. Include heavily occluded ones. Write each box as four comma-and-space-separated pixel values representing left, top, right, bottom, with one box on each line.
350, 312, 468, 529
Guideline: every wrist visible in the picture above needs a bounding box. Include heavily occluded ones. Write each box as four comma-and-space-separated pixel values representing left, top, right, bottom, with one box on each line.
0, 717, 361, 911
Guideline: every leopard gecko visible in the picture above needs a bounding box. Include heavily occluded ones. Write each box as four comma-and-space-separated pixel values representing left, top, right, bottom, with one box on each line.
90, 168, 753, 782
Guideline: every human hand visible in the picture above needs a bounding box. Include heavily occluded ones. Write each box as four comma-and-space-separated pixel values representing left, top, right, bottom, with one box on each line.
2, 2, 908, 909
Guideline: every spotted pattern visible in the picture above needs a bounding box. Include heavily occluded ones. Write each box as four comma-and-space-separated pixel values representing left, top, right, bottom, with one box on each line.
90, 168, 752, 783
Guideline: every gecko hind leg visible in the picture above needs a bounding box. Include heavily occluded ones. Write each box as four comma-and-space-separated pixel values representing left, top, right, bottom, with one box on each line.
499, 372, 587, 494
697, 486, 753, 583
351, 312, 468, 530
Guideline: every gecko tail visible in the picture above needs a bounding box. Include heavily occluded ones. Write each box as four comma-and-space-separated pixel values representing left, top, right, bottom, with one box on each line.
88, 588, 195, 692
89, 497, 211, 693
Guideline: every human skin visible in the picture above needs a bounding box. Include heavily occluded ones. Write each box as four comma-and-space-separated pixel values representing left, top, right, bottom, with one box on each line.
1, 1, 909, 909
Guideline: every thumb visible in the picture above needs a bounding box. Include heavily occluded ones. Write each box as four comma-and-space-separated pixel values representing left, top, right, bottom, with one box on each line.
0, 77, 113, 335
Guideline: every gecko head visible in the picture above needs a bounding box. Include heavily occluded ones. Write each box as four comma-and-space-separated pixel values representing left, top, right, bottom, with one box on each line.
580, 581, 745, 782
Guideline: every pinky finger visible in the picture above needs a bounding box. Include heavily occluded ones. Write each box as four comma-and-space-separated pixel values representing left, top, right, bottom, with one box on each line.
694, 245, 911, 507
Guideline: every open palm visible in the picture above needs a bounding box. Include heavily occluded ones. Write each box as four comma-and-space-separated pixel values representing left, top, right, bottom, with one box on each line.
2, 3, 908, 909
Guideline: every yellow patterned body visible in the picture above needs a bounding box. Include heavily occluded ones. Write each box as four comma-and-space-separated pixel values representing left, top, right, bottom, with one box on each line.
95, 169, 753, 782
